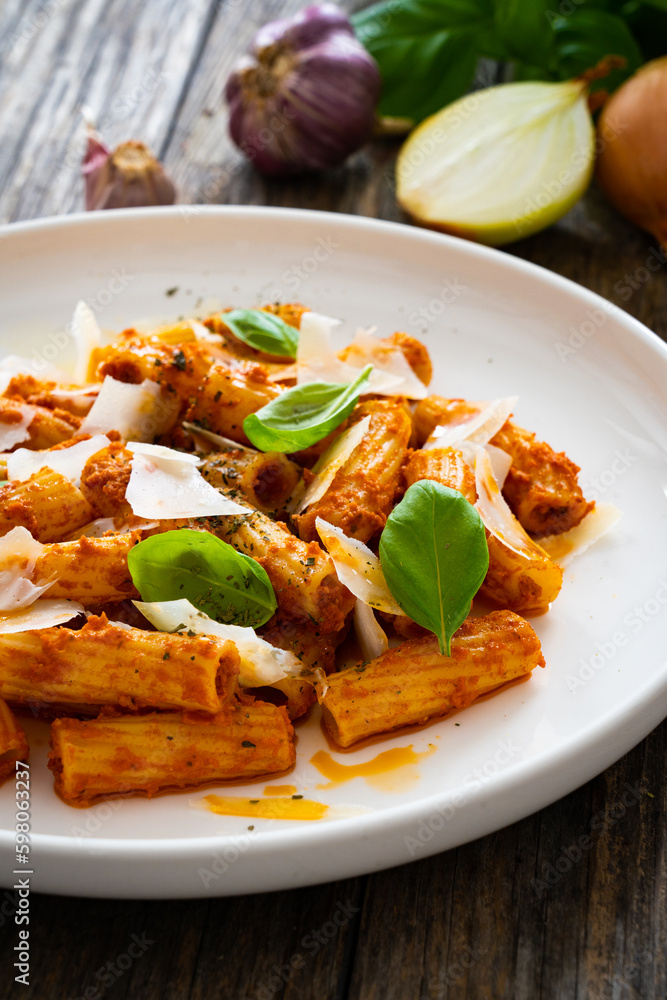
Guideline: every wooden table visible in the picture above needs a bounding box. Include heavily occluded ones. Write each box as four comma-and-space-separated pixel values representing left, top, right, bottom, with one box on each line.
0, 2, 665, 998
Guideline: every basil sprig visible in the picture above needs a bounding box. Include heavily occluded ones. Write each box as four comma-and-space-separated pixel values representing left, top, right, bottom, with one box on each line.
128, 528, 277, 628
353, 0, 649, 124
243, 365, 373, 453
221, 309, 299, 358
379, 481, 489, 655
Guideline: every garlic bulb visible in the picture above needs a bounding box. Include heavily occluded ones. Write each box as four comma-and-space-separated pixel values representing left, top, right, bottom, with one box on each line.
396, 80, 595, 247
225, 3, 381, 175
82, 129, 176, 211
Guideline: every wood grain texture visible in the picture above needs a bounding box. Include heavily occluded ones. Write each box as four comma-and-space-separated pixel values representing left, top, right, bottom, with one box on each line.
0, 1, 666, 998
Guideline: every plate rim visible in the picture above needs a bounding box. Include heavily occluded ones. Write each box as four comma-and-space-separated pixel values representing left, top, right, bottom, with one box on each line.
1, 205, 666, 896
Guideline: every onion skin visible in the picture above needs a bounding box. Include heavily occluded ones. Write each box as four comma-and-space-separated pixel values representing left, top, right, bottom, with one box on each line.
596, 58, 667, 247
83, 136, 176, 211
225, 3, 381, 176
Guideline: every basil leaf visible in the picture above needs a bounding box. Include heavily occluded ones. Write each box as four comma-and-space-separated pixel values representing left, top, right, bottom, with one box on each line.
221, 309, 299, 358
353, 0, 505, 122
551, 9, 643, 90
243, 365, 372, 453
379, 481, 489, 655
494, 0, 555, 68
128, 528, 277, 627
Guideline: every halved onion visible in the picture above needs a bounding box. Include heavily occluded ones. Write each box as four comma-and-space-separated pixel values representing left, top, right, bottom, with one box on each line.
134, 598, 301, 687
397, 80, 595, 247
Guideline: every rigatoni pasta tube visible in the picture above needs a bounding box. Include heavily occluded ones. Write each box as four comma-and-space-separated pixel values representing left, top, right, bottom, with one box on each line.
49, 702, 295, 805
401, 446, 562, 615
0, 469, 95, 542
413, 395, 592, 537
0, 615, 239, 715
295, 399, 412, 543
0, 698, 29, 781
212, 506, 354, 632
96, 335, 213, 407
490, 420, 593, 537
201, 450, 300, 513
33, 532, 141, 604
321, 611, 544, 747
0, 398, 81, 449
186, 361, 280, 446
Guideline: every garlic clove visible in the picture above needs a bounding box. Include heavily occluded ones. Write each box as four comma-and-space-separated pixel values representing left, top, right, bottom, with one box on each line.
396, 80, 595, 247
83, 135, 176, 211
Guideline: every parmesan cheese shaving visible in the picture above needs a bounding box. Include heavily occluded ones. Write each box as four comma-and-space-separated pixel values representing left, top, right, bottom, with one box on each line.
0, 402, 35, 450
315, 517, 404, 615
293, 416, 371, 515
7, 434, 110, 486
342, 328, 428, 399
295, 312, 412, 397
0, 598, 84, 633
182, 421, 257, 454
459, 441, 512, 490
71, 300, 103, 384
474, 446, 547, 558
133, 598, 301, 686
538, 503, 622, 567
354, 600, 389, 662
79, 376, 180, 441
125, 442, 246, 519
0, 527, 56, 610
425, 396, 517, 450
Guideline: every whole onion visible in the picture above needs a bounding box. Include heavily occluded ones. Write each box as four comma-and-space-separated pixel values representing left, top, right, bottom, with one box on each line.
596, 58, 667, 247
224, 3, 381, 176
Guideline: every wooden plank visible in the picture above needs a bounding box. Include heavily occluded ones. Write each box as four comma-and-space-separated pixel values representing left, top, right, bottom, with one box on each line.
0, 0, 218, 223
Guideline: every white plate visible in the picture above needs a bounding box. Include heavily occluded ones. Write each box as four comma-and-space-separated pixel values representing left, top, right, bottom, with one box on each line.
0, 207, 666, 899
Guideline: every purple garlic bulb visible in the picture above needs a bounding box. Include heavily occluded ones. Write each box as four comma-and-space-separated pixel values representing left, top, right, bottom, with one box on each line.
225, 3, 381, 176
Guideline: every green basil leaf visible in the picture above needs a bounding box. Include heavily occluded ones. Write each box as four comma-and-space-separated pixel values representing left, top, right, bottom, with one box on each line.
494, 0, 555, 68
243, 365, 372, 453
379, 481, 489, 655
128, 528, 277, 627
353, 0, 505, 122
221, 309, 299, 358
551, 9, 643, 90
